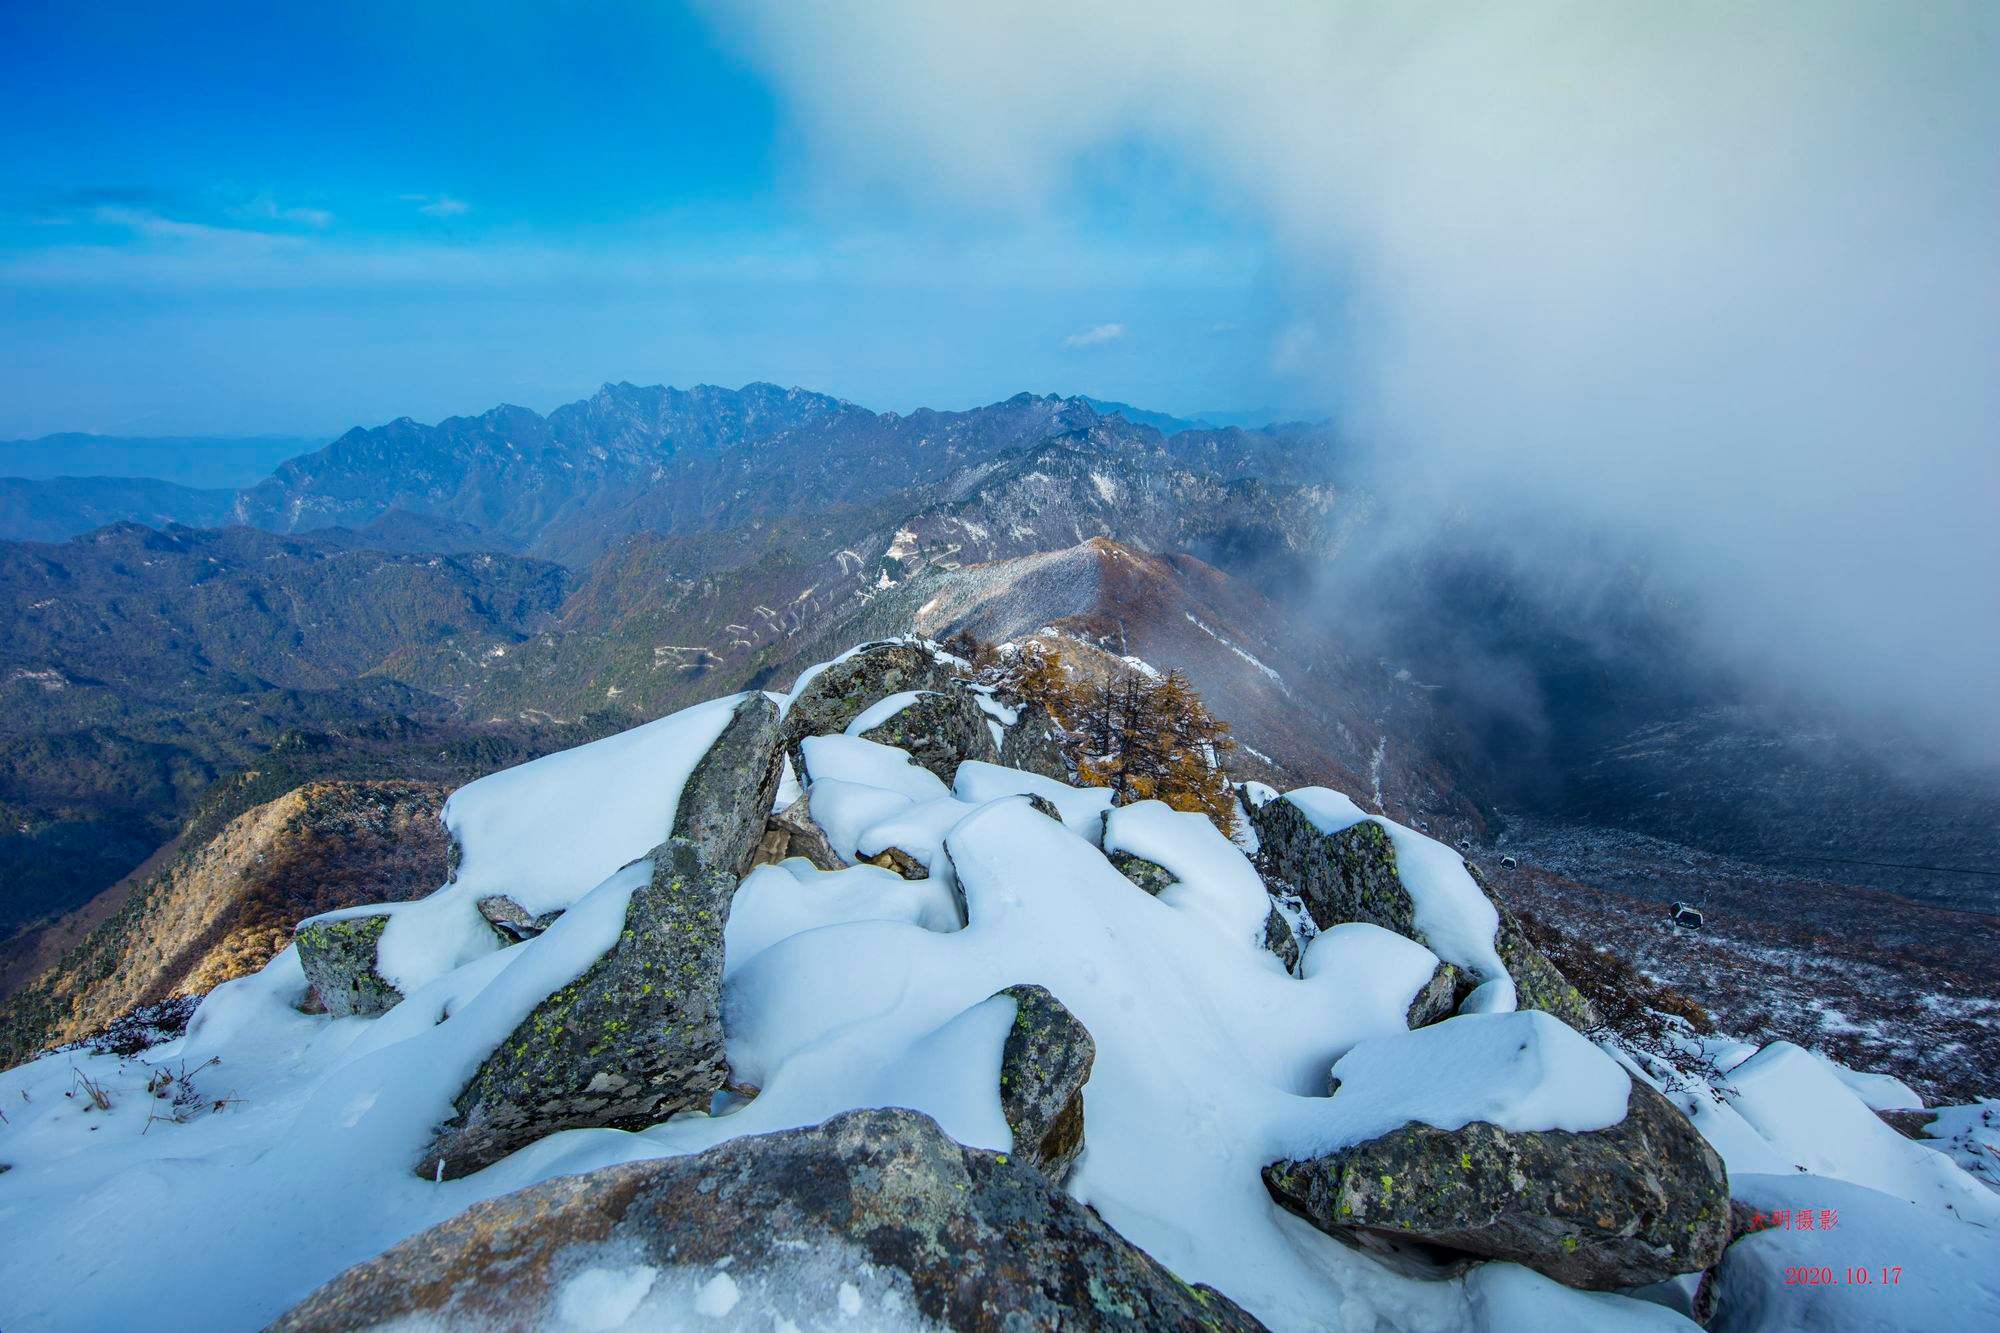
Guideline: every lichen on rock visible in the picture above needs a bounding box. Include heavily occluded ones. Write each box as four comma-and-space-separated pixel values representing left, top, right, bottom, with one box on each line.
856, 682, 999, 783
671, 691, 787, 879
996, 983, 1096, 1184
1403, 960, 1462, 1028
418, 840, 733, 1180
1109, 849, 1177, 896
1261, 1081, 1730, 1291
293, 913, 402, 1018
779, 640, 956, 773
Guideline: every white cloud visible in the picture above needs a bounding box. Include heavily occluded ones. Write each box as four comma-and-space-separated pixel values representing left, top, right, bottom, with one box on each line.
402, 193, 470, 218
1063, 321, 1127, 348
238, 194, 334, 228
705, 0, 2000, 756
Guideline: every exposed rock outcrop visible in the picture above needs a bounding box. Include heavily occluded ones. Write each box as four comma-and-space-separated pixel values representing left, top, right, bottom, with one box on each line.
419, 841, 733, 1180
761, 792, 843, 870
857, 682, 1000, 783
671, 692, 788, 878
864, 846, 928, 880
1263, 905, 1301, 973
1247, 794, 1594, 1028
294, 914, 402, 1018
474, 896, 561, 942
779, 641, 956, 772
1262, 1080, 1730, 1290
279, 1110, 1261, 1332
998, 699, 1073, 782
1109, 850, 1176, 895
996, 984, 1095, 1183
1404, 961, 1462, 1029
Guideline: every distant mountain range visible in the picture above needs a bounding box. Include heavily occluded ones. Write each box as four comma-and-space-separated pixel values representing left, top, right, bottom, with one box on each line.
1, 379, 1993, 968
0, 433, 324, 489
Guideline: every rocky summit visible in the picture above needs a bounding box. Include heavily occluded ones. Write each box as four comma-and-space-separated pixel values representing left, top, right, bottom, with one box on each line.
0, 637, 1995, 1333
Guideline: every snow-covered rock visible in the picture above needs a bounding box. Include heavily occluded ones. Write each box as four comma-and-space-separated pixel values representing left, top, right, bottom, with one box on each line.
293, 912, 403, 1018
272, 1109, 1265, 1332
1263, 1012, 1730, 1290
852, 681, 1000, 782
0, 641, 1985, 1333
779, 638, 956, 770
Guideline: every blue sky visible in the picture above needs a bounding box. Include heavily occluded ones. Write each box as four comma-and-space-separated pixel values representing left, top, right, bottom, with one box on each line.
0, 0, 1299, 437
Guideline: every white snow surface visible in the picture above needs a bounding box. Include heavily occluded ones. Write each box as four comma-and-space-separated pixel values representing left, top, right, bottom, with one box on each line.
1280, 787, 1514, 1007
363, 691, 743, 994
1821, 1056, 1924, 1112
4, 651, 1984, 1332
1714, 1042, 2000, 1226
952, 759, 1113, 843
1711, 1174, 2000, 1331
1102, 799, 1272, 949
844, 690, 925, 736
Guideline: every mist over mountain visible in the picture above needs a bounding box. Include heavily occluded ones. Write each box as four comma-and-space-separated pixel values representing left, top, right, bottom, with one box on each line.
2, 379, 1992, 942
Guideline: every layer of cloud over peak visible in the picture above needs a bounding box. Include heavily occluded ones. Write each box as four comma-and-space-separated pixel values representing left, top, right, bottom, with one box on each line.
705, 0, 2000, 758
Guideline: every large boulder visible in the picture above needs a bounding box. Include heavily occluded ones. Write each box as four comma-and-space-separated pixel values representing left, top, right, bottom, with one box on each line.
293, 913, 402, 1018
671, 691, 787, 878
418, 842, 734, 1180
278, 1109, 1264, 1332
780, 640, 956, 772
857, 682, 1001, 783
417, 696, 785, 1179
997, 984, 1095, 1184
1262, 1080, 1730, 1291
1247, 795, 1594, 1028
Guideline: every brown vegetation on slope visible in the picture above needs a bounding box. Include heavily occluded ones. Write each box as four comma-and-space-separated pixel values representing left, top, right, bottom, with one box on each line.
0, 780, 450, 1068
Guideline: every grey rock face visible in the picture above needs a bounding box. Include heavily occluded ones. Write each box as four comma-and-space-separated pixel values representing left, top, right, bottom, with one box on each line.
997, 984, 1096, 1184
418, 842, 733, 1180
1109, 849, 1177, 895
863, 846, 928, 880
1262, 905, 1301, 973
780, 640, 956, 772
857, 682, 1000, 783
1468, 862, 1598, 1030
1025, 792, 1065, 823
673, 691, 787, 879
1403, 961, 1462, 1028
475, 895, 562, 942
1262, 1081, 1730, 1291
998, 699, 1073, 782
278, 1109, 1264, 1332
1247, 796, 1593, 1028
294, 914, 402, 1018
1249, 800, 1419, 938
764, 792, 843, 870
